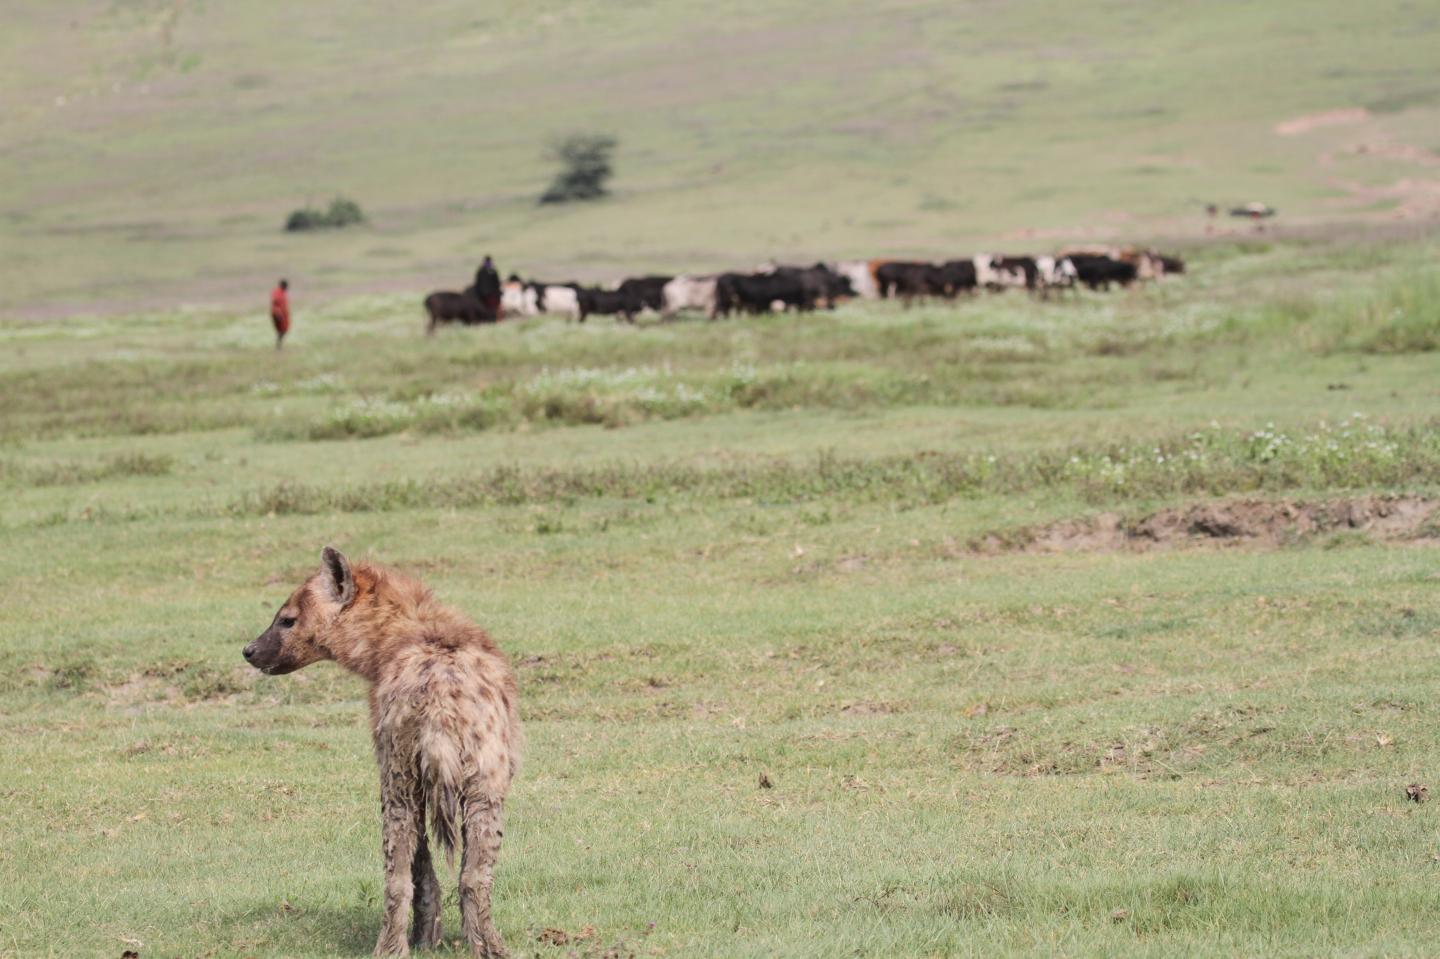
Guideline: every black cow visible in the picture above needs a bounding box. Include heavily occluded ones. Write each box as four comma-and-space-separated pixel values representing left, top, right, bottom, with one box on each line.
934, 259, 978, 297
1067, 255, 1138, 291
801, 263, 855, 307
424, 288, 495, 333
1158, 254, 1186, 275
576, 287, 641, 323
714, 271, 816, 316
769, 263, 854, 309
874, 261, 941, 302
616, 275, 673, 313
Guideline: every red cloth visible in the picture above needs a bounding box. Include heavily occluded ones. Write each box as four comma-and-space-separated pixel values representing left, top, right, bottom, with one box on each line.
270, 286, 290, 334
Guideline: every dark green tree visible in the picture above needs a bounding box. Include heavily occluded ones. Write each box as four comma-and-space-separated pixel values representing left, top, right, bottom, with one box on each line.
539, 134, 617, 204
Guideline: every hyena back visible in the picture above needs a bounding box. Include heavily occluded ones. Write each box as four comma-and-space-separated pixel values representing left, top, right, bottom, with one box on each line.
244, 547, 521, 957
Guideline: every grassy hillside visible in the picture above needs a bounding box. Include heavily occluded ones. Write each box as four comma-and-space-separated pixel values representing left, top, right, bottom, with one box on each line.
4, 233, 1440, 956
3, 0, 1439, 313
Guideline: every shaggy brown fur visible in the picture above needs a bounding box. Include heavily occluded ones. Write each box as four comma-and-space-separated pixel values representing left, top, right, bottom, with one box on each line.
244, 548, 521, 957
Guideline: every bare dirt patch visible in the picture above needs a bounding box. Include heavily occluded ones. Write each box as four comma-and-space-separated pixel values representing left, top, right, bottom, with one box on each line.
1275, 107, 1370, 136
1346, 141, 1440, 168
976, 496, 1440, 555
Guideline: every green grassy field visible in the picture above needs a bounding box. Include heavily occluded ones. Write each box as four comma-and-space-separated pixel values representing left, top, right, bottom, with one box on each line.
4, 0, 1440, 315
7, 2, 1440, 955
3, 230, 1440, 957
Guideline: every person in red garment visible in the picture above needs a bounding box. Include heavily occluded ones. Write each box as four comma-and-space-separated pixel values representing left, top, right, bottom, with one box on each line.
270, 278, 291, 349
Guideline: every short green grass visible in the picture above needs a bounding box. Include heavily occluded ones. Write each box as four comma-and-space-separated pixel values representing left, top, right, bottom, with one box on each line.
3, 234, 1440, 957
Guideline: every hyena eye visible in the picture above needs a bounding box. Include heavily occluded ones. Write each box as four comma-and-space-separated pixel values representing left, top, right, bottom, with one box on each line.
279, 616, 297, 629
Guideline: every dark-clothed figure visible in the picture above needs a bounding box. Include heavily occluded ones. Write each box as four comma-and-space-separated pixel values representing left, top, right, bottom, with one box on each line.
473, 256, 502, 320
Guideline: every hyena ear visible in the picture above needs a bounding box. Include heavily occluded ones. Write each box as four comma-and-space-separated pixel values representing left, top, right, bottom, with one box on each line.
320, 546, 356, 608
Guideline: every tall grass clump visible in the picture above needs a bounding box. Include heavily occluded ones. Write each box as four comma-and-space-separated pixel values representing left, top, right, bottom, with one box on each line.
0, 451, 174, 487
1325, 271, 1440, 354
222, 418, 1440, 518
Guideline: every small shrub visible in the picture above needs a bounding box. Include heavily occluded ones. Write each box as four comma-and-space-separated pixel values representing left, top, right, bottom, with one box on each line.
285, 195, 367, 232
539, 135, 616, 204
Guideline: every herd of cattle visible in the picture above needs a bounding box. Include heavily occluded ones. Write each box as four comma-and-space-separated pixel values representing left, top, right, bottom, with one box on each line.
424, 247, 1186, 329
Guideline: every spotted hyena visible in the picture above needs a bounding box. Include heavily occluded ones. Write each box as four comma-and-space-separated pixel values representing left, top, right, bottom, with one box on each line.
244, 548, 521, 957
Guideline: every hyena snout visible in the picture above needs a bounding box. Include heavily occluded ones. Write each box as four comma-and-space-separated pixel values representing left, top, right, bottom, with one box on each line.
242, 629, 292, 674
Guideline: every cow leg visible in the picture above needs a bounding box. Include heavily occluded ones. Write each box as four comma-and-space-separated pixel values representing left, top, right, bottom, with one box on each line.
459, 794, 506, 958
375, 783, 419, 957
410, 815, 443, 950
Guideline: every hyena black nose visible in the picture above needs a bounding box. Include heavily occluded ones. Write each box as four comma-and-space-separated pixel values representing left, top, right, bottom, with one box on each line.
243, 644, 257, 663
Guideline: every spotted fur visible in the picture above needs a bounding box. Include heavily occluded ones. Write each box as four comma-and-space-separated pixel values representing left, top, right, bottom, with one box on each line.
244, 548, 521, 957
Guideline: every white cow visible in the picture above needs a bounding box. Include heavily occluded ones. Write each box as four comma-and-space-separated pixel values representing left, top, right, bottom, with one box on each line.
537, 285, 581, 321
974, 254, 1025, 290
1034, 256, 1079, 298
833, 260, 879, 300
501, 280, 542, 317
661, 275, 719, 319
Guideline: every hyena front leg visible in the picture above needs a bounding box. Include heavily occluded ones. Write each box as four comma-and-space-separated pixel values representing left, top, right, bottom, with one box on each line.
374, 782, 419, 957
409, 820, 443, 950
459, 794, 506, 959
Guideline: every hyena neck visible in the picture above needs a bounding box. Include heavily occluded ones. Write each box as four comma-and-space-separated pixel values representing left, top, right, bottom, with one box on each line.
320, 565, 438, 682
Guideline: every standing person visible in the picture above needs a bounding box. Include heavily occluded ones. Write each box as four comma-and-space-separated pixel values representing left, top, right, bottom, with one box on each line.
473, 255, 502, 320
270, 278, 291, 349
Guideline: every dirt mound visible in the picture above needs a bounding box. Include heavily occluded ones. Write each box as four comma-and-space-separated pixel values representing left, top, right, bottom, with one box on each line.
978, 496, 1440, 554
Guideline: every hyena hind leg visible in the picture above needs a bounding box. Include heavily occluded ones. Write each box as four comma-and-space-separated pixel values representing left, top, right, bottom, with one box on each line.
410, 826, 443, 950
374, 795, 419, 957
459, 795, 506, 959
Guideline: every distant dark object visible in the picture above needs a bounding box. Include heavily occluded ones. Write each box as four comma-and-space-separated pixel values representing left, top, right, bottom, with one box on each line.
539, 135, 617, 204
875, 260, 939, 301
616, 275, 673, 312
1067, 254, 1139, 291
876, 260, 973, 302
758, 772, 773, 789
712, 264, 854, 317
285, 196, 366, 232
1230, 202, 1276, 219
1158, 254, 1186, 275
424, 288, 496, 333
575, 286, 641, 323
1406, 783, 1429, 803
714, 270, 812, 316
474, 255, 502, 318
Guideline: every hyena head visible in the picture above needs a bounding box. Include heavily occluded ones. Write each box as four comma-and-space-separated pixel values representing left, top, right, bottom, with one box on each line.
243, 547, 356, 675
